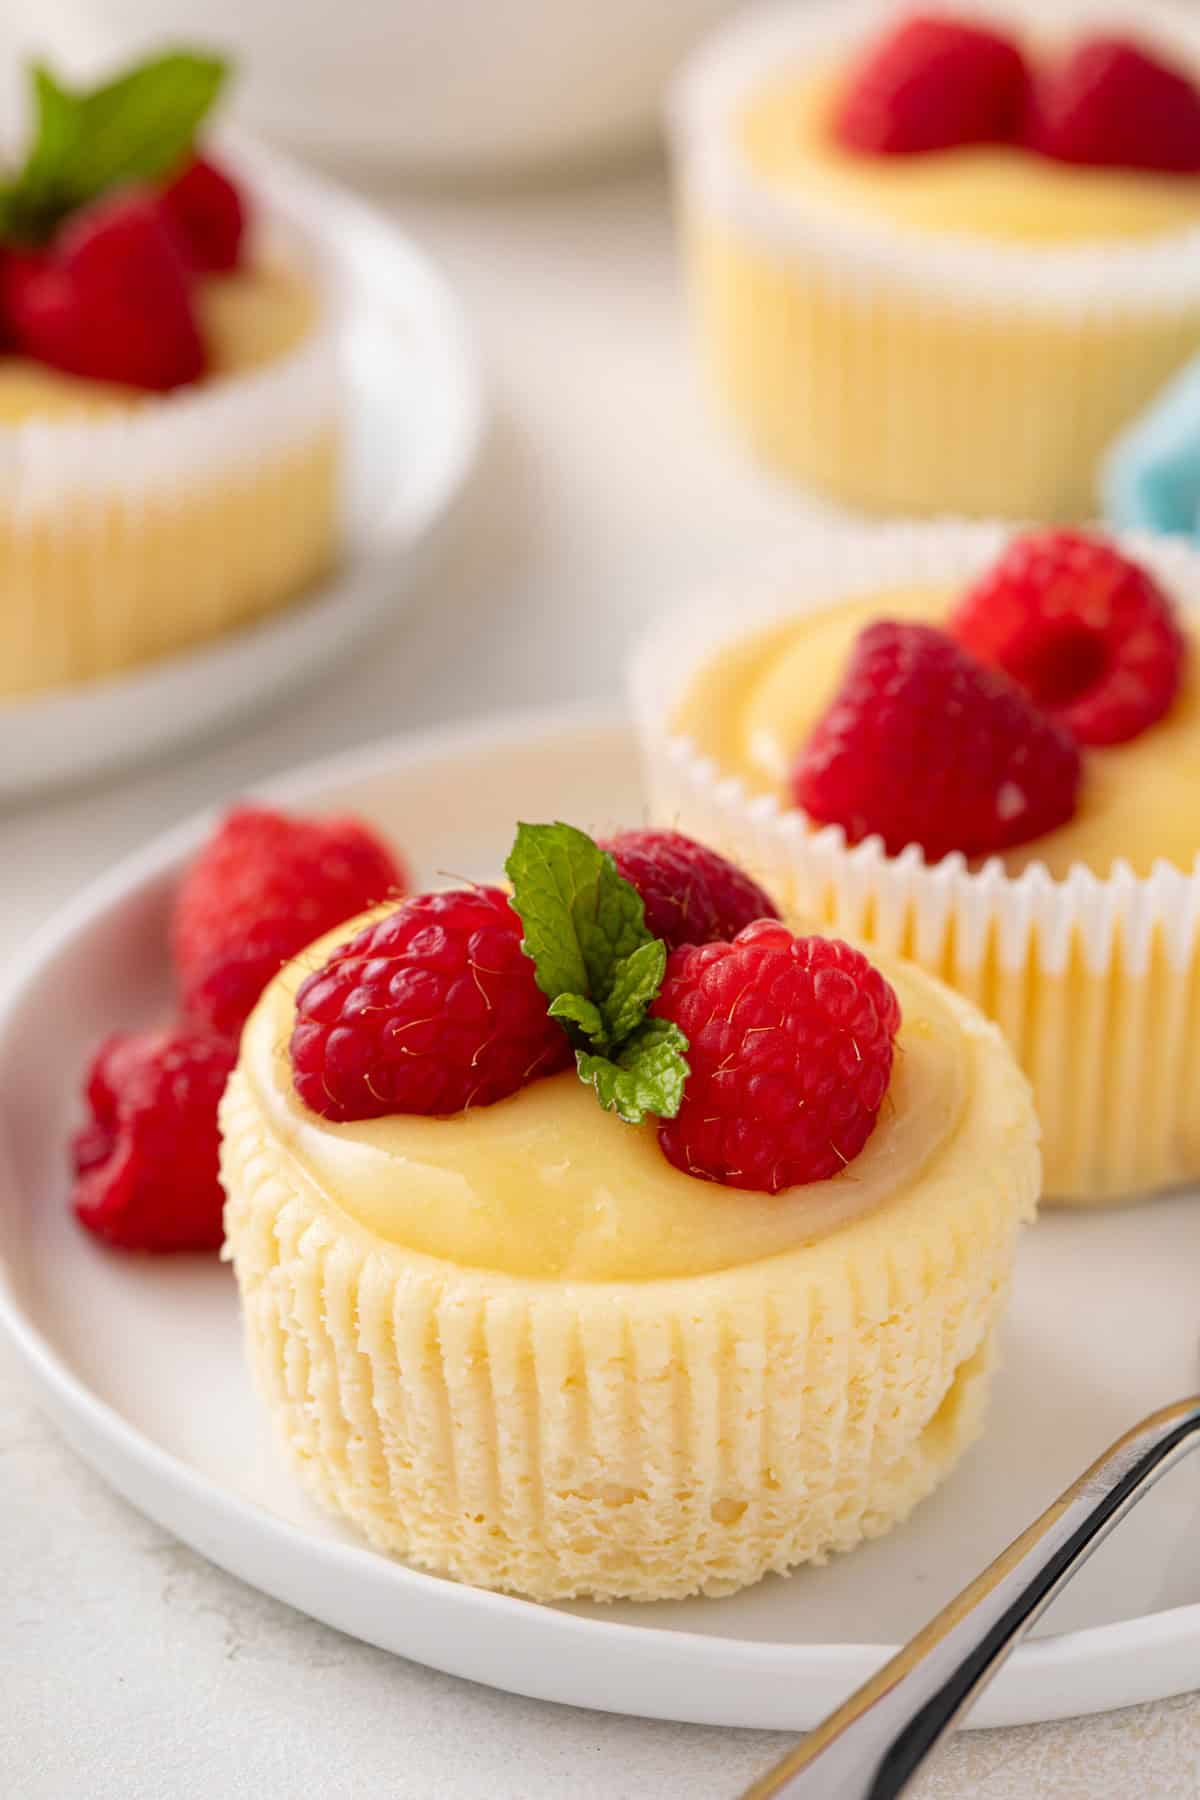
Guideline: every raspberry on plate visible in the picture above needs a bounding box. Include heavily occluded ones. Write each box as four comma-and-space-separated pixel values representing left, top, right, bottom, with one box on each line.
792, 620, 1082, 863
173, 806, 406, 1041
834, 13, 1031, 156
3, 192, 206, 392
1027, 36, 1200, 173
950, 530, 1186, 747
290, 887, 572, 1122
651, 921, 901, 1193
160, 155, 246, 274
71, 1026, 236, 1252
600, 828, 779, 951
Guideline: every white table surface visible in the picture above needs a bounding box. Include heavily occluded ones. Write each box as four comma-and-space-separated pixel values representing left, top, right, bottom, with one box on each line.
2, 165, 1199, 1800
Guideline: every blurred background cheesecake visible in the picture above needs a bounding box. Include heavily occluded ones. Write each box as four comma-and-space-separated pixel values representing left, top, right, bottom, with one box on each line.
0, 51, 340, 701
670, 1, 1200, 521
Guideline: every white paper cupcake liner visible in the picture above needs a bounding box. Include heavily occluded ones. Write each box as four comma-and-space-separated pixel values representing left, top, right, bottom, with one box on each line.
630, 518, 1200, 1203
669, 1, 1200, 519
0, 221, 343, 697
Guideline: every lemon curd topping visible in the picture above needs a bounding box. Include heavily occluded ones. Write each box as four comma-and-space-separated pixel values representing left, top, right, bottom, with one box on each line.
240, 919, 981, 1282
198, 261, 320, 374
739, 65, 1200, 245
673, 585, 1200, 880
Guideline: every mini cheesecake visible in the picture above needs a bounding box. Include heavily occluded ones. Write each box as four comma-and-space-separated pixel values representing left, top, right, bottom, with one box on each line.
632, 521, 1200, 1204
670, 0, 1200, 519
220, 907, 1038, 1603
0, 255, 339, 700
0, 55, 341, 698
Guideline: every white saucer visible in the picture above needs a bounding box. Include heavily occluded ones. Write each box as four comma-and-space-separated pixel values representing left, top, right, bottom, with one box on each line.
0, 706, 1197, 1731
0, 137, 482, 800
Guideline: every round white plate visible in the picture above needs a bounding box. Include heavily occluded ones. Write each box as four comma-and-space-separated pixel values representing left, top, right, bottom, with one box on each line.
0, 136, 483, 800
1, 707, 1198, 1732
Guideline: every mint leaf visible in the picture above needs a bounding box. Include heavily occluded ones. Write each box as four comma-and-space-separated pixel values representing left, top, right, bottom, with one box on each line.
505, 821, 649, 1015
73, 51, 227, 196
577, 1021, 690, 1127
22, 68, 84, 209
0, 67, 83, 242
506, 820, 690, 1125
0, 50, 228, 245
547, 992, 605, 1041
546, 943, 664, 1052
602, 937, 666, 1044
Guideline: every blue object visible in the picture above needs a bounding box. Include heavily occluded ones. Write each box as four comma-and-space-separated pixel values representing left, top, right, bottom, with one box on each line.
1103, 351, 1200, 538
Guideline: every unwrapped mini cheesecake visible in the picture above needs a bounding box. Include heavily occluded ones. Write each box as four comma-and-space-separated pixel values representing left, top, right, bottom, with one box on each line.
220, 823, 1038, 1602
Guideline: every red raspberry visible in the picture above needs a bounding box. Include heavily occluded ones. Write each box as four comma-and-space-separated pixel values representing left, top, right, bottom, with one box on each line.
834, 14, 1031, 156
2, 191, 205, 392
599, 829, 779, 951
160, 155, 246, 273
950, 531, 1186, 748
0, 249, 72, 360
1027, 36, 1200, 173
173, 806, 405, 1040
792, 621, 1082, 863
71, 1026, 236, 1252
651, 922, 901, 1193
290, 887, 572, 1121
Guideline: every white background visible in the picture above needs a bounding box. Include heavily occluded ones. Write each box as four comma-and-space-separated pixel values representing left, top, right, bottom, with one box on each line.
3, 167, 1200, 1799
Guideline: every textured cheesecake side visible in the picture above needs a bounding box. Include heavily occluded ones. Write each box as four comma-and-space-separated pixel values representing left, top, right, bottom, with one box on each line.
219, 987, 1038, 1604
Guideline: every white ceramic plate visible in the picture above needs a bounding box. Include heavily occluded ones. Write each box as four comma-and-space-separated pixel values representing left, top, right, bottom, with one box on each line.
1, 707, 1197, 1732
0, 136, 483, 800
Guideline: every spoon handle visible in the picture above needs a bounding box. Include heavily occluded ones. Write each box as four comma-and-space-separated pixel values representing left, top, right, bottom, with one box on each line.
741, 1396, 1200, 1800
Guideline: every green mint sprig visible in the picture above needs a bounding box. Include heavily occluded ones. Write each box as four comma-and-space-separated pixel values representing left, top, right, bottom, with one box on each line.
0, 50, 229, 246
505, 821, 689, 1126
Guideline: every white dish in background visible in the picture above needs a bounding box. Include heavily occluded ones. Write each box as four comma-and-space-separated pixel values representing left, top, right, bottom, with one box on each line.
0, 707, 1197, 1732
32, 0, 738, 174
0, 135, 482, 801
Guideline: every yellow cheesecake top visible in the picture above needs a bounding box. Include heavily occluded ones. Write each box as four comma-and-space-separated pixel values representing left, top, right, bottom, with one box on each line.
674, 584, 1200, 880
237, 910, 1006, 1283
737, 63, 1200, 245
0, 260, 318, 423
